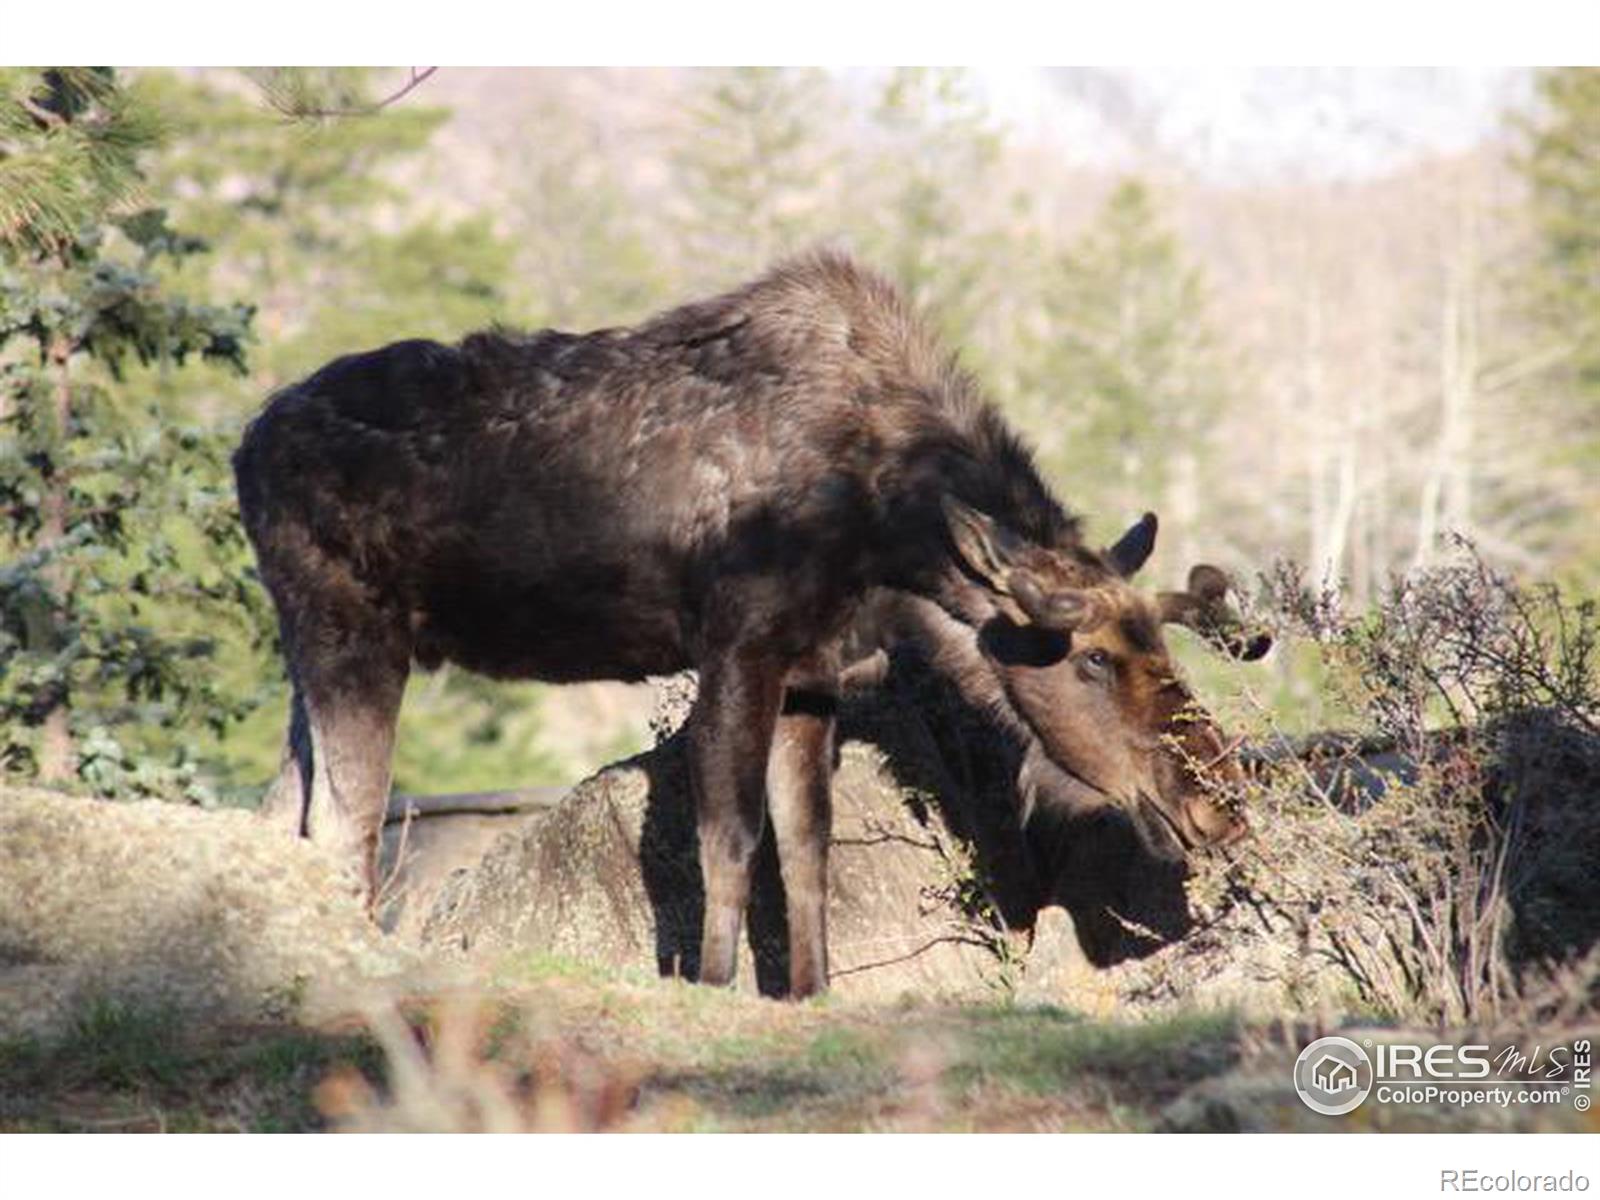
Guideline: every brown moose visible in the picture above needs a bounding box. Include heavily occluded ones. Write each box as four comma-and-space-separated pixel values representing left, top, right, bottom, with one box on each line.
234, 253, 1266, 998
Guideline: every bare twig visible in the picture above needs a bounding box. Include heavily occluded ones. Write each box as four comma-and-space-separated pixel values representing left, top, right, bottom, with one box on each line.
258, 67, 440, 120
829, 931, 997, 979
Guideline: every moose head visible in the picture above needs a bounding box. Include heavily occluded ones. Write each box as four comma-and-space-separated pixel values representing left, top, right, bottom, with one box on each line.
942, 500, 1270, 863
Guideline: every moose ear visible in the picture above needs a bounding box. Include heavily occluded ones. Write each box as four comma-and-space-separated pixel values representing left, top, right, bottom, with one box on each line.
1187, 563, 1230, 603
943, 496, 1107, 632
1106, 512, 1159, 577
1159, 566, 1272, 661
1011, 579, 1107, 632
942, 496, 1023, 595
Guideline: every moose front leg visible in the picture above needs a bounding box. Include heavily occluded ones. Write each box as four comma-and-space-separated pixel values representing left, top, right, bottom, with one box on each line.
767, 671, 836, 999
689, 647, 784, 989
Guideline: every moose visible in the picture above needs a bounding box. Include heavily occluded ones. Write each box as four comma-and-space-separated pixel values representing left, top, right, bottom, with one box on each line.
235, 252, 1266, 998
841, 548, 1270, 860
836, 560, 1270, 967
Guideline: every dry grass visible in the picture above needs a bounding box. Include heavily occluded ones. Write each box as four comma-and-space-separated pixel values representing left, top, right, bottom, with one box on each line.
0, 959, 1249, 1133
5, 952, 1594, 1133
304, 965, 1251, 1133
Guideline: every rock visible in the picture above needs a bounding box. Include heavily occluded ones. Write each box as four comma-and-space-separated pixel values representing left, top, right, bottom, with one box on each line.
378, 788, 564, 942
415, 648, 1289, 1002
0, 788, 413, 1039
408, 665, 1357, 1010
419, 729, 1029, 999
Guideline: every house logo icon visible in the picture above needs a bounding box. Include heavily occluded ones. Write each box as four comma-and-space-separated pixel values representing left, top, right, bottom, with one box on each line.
1312, 1054, 1358, 1093
1294, 1036, 1374, 1116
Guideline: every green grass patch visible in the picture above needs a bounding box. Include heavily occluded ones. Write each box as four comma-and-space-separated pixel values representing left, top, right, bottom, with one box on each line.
946, 1006, 1241, 1098
1, 999, 187, 1094
804, 1026, 884, 1072
493, 950, 617, 988
0, 999, 385, 1133
0, 980, 1250, 1132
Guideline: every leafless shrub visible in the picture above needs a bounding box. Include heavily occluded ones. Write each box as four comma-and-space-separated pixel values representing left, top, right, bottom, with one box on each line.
1204, 541, 1599, 1027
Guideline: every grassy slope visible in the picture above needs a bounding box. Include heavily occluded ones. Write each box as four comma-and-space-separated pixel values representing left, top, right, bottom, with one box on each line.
4, 955, 1594, 1133
0, 955, 1240, 1133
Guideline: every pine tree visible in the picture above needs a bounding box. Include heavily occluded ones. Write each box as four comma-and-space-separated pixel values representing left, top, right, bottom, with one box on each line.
1026, 180, 1231, 559
1511, 67, 1600, 585
1519, 68, 1600, 414
849, 68, 1049, 465
0, 68, 255, 795
139, 69, 517, 397
499, 88, 667, 329
670, 67, 839, 287
860, 68, 1006, 339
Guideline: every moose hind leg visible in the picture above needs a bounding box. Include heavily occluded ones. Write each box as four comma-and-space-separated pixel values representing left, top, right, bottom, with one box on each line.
258, 686, 312, 835
690, 649, 784, 988
767, 677, 836, 999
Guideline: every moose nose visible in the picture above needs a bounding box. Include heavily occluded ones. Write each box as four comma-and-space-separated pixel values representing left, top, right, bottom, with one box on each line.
1186, 787, 1249, 845
1178, 735, 1251, 845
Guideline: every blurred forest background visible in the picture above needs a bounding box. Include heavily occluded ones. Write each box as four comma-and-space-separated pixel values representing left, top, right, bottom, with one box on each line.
2, 65, 1597, 805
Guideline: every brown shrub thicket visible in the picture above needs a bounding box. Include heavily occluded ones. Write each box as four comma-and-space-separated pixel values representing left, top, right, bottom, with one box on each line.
1192, 541, 1599, 1026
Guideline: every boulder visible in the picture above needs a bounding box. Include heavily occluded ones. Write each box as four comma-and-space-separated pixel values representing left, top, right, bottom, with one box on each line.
418, 735, 1058, 999
378, 788, 564, 942
0, 788, 413, 1039
409, 663, 1350, 1011
416, 673, 1140, 1000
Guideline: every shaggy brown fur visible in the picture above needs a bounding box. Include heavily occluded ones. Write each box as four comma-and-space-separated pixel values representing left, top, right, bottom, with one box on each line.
235, 252, 1262, 998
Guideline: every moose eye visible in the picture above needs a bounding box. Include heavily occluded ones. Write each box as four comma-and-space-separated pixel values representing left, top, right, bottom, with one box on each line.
1079, 648, 1115, 679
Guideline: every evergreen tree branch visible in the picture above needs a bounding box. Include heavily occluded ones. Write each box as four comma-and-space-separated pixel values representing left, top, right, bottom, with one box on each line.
0, 523, 93, 591
255, 67, 440, 120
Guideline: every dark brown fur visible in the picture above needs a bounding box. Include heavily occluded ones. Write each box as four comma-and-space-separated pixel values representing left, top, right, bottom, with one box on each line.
844, 525, 1265, 874
234, 252, 1262, 998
